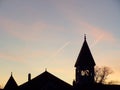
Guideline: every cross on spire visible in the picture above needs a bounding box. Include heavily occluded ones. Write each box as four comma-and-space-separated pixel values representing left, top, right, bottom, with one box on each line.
84, 34, 86, 40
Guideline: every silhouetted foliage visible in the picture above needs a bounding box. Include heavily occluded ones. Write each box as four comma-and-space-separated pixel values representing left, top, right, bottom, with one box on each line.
94, 66, 113, 84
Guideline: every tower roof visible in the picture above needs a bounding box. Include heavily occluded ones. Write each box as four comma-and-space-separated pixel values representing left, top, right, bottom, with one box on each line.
4, 73, 18, 90
75, 36, 95, 69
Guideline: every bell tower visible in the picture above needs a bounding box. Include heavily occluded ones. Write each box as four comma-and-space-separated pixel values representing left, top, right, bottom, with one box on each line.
73, 35, 96, 86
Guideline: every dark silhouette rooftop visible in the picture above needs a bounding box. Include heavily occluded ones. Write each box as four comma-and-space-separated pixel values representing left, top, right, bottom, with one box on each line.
19, 71, 73, 90
4, 73, 18, 90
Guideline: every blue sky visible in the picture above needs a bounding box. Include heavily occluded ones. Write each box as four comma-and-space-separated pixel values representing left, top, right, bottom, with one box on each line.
0, 0, 120, 87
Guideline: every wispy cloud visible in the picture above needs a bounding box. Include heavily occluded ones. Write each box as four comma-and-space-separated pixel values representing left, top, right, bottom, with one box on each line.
53, 0, 116, 45
0, 17, 48, 41
80, 21, 115, 41
0, 16, 69, 62
79, 21, 116, 46
0, 16, 68, 42
0, 52, 25, 62
0, 48, 51, 63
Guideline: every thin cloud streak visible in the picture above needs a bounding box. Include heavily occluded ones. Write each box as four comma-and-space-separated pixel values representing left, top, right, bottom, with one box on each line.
0, 52, 25, 62
80, 21, 115, 42
0, 49, 51, 63
53, 0, 116, 45
0, 17, 47, 41
0, 16, 67, 42
52, 41, 70, 58
79, 21, 116, 46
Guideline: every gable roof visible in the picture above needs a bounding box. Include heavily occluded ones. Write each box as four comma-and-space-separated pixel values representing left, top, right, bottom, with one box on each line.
4, 73, 18, 90
19, 71, 73, 90
75, 37, 95, 69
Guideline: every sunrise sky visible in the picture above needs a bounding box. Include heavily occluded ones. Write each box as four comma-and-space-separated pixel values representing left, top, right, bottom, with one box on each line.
0, 0, 120, 87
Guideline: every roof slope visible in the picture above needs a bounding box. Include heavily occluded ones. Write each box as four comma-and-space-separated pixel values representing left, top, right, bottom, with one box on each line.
75, 38, 95, 69
19, 71, 73, 90
4, 74, 18, 90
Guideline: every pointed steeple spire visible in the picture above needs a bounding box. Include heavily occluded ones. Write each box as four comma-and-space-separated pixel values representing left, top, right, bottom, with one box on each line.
4, 73, 18, 90
75, 35, 95, 68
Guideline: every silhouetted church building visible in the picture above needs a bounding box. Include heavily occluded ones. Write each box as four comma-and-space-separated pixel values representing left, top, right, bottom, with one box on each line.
3, 35, 120, 90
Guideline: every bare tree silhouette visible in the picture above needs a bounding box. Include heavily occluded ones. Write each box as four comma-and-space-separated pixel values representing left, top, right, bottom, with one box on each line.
94, 66, 113, 84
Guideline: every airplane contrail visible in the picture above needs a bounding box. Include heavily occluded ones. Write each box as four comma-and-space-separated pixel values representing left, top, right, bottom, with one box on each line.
53, 41, 70, 57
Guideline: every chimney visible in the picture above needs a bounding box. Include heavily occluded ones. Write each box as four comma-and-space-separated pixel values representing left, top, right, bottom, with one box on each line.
28, 73, 31, 81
